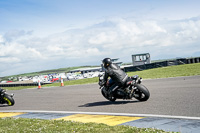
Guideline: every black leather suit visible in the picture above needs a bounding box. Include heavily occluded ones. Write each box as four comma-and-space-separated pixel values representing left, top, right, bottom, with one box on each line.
103, 63, 128, 94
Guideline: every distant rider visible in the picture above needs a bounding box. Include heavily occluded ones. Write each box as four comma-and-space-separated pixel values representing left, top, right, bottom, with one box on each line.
102, 58, 128, 100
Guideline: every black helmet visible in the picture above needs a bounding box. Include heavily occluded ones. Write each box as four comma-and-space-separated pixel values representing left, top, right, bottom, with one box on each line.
102, 58, 112, 68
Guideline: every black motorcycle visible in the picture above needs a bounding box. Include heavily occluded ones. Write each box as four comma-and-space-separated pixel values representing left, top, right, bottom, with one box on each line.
98, 73, 150, 102
0, 88, 15, 106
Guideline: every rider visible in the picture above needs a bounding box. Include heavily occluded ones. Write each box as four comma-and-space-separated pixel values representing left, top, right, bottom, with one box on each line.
102, 58, 128, 99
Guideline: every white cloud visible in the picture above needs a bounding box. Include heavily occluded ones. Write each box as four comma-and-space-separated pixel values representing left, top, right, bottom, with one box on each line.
0, 57, 20, 63
0, 35, 4, 43
85, 48, 101, 56
3, 30, 33, 42
88, 31, 117, 45
1, 16, 200, 76
176, 20, 200, 41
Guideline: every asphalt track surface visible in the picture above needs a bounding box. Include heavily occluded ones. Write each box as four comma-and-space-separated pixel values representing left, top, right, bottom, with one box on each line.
1, 76, 200, 132
1, 75, 200, 117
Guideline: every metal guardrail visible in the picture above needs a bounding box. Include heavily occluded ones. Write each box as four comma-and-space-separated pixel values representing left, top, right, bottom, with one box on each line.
0, 82, 52, 87
124, 57, 200, 72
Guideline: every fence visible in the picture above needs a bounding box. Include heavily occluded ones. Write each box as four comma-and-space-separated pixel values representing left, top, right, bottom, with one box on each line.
0, 81, 53, 87
123, 57, 200, 72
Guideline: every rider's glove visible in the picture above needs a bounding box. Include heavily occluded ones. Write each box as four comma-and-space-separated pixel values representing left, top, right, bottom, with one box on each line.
99, 81, 106, 86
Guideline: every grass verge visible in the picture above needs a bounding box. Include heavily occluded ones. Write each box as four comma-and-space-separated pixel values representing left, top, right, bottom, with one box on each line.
0, 117, 176, 133
127, 62, 200, 79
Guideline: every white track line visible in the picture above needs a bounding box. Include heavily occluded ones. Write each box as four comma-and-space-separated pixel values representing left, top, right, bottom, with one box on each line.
1, 110, 200, 120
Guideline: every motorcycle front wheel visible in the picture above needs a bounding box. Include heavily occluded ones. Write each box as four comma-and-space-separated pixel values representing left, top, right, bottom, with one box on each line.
101, 88, 116, 102
3, 94, 15, 106
133, 84, 150, 101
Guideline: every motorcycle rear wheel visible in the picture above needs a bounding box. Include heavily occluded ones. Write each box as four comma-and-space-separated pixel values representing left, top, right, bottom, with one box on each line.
3, 94, 15, 106
133, 84, 150, 101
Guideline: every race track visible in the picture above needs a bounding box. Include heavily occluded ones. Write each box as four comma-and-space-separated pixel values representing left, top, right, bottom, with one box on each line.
1, 76, 200, 117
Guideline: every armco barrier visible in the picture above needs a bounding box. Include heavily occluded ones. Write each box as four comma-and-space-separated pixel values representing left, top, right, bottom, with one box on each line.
124, 57, 200, 72
0, 82, 50, 87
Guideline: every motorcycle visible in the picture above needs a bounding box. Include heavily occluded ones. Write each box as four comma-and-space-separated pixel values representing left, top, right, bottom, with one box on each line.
98, 73, 150, 102
0, 88, 15, 106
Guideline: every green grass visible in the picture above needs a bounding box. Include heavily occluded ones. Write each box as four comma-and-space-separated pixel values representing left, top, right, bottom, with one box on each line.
0, 117, 176, 133
3, 86, 37, 90
127, 63, 200, 79
46, 77, 99, 86
3, 63, 200, 90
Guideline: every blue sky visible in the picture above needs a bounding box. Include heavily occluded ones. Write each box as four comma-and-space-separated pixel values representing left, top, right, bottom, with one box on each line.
0, 0, 200, 76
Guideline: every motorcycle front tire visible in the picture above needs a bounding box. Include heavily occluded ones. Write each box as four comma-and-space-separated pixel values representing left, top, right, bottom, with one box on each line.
134, 84, 150, 101
101, 89, 116, 102
3, 94, 15, 106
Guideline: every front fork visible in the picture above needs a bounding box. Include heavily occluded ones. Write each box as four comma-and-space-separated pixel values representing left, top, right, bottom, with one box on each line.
1, 92, 14, 98
130, 81, 141, 98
